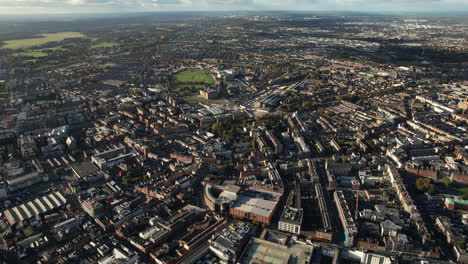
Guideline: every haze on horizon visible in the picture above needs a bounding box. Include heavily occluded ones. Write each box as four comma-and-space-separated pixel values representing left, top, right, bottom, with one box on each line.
0, 0, 467, 15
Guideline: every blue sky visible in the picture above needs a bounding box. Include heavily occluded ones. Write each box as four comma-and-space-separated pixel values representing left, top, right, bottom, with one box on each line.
0, 0, 466, 14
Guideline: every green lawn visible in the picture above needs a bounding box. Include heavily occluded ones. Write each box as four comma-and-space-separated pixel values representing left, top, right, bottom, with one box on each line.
457, 188, 468, 195
1, 32, 85, 49
222, 39, 237, 44
16, 46, 68, 64
24, 59, 38, 63
102, 62, 118, 68
171, 69, 215, 97
184, 97, 201, 104
174, 69, 215, 85
36, 100, 60, 105
92, 42, 117, 49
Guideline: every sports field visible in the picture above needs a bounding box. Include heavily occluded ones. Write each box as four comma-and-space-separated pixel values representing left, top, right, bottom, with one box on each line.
1, 32, 85, 49
174, 69, 215, 85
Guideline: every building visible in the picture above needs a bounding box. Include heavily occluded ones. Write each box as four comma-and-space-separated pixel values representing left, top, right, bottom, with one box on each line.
98, 248, 140, 264
17, 135, 37, 159
238, 237, 314, 264
2, 191, 67, 225
278, 188, 303, 235
204, 184, 280, 225
334, 190, 358, 247
200, 87, 220, 100
81, 199, 106, 218
230, 194, 278, 225
54, 218, 80, 240
0, 183, 7, 199
361, 253, 392, 264
453, 245, 468, 264
2, 159, 48, 191
66, 136, 77, 150
54, 218, 79, 232
278, 207, 303, 235
445, 197, 468, 211
70, 161, 99, 179
209, 222, 255, 262
92, 146, 137, 170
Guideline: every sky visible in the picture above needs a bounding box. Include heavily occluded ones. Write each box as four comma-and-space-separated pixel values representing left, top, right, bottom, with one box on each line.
0, 0, 467, 14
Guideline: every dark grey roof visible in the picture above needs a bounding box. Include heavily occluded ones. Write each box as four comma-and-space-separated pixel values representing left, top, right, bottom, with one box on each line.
70, 161, 99, 178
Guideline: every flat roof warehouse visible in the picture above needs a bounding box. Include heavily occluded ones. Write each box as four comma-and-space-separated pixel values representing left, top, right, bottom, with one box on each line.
2, 191, 67, 225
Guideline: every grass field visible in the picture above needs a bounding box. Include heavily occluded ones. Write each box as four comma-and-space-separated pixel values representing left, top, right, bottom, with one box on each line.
1, 32, 85, 49
103, 62, 118, 68
174, 69, 215, 85
171, 69, 215, 97
16, 45, 68, 63
222, 39, 237, 44
36, 100, 60, 105
92, 42, 117, 49
33, 93, 61, 105
24, 59, 38, 63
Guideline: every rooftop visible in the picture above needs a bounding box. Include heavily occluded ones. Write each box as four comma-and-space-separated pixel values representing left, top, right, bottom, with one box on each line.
70, 161, 99, 179
3, 191, 67, 225
240, 238, 314, 264
280, 207, 303, 225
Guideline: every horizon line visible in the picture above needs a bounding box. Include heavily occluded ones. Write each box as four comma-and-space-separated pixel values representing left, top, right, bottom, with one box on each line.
0, 9, 467, 16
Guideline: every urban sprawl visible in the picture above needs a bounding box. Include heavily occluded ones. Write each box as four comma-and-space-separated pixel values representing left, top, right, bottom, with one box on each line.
0, 13, 466, 264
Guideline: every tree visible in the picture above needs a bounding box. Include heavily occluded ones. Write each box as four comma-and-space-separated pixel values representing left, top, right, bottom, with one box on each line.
440, 177, 451, 188
301, 102, 314, 111
53, 168, 64, 176
211, 122, 222, 133
123, 172, 134, 185
416, 178, 433, 193
463, 193, 468, 200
